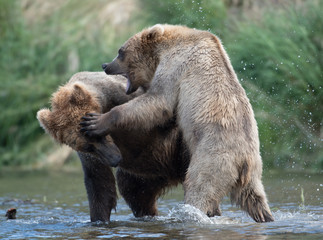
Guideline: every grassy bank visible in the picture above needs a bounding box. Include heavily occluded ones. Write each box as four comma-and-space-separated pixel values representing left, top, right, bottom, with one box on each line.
0, 0, 322, 171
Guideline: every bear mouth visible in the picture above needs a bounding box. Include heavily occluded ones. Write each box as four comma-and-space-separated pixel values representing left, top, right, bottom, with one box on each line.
126, 78, 131, 93
125, 77, 135, 95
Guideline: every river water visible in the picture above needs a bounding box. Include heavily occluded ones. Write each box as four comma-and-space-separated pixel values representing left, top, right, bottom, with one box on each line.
0, 169, 322, 239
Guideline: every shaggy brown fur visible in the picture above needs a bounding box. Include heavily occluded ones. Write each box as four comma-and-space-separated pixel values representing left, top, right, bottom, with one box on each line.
81, 24, 274, 222
37, 72, 189, 222
37, 73, 129, 167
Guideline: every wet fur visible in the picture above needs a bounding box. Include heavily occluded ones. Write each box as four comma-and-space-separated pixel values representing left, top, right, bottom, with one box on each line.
78, 152, 117, 222
37, 72, 189, 221
91, 24, 274, 222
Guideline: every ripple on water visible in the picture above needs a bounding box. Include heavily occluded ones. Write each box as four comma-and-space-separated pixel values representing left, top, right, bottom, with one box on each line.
1, 182, 323, 240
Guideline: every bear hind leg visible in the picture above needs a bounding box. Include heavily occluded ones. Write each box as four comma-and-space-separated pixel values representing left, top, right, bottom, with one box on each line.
116, 169, 168, 217
183, 152, 238, 218
231, 179, 274, 223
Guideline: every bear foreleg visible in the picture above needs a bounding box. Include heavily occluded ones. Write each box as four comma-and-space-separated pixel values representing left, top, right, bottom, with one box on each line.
78, 152, 117, 222
80, 93, 173, 138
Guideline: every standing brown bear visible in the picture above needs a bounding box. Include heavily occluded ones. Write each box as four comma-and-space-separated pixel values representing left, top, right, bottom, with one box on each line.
37, 72, 189, 222
81, 24, 274, 222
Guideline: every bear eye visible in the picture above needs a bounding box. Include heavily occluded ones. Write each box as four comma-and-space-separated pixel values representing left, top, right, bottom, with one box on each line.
118, 48, 125, 60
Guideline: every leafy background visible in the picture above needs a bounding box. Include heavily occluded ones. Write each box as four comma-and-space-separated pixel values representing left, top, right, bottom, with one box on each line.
0, 0, 322, 171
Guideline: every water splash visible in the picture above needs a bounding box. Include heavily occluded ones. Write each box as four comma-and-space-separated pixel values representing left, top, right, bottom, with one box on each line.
167, 204, 241, 225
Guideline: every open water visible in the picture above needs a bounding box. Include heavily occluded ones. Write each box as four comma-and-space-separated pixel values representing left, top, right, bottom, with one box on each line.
0, 170, 322, 239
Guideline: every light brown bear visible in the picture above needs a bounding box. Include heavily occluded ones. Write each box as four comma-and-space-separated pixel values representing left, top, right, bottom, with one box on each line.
37, 72, 189, 222
81, 24, 274, 222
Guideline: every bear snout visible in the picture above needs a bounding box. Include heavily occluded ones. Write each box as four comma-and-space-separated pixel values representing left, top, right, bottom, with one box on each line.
103, 61, 124, 76
108, 154, 122, 168
102, 63, 108, 70
93, 138, 122, 168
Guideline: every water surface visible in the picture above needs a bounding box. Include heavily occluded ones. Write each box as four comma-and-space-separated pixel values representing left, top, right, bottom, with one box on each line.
0, 170, 322, 239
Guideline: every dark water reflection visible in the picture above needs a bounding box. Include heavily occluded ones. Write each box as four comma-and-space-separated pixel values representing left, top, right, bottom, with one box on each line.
0, 170, 322, 239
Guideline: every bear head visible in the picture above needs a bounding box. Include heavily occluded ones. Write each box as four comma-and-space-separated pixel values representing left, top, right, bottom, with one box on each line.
37, 82, 122, 167
102, 24, 170, 94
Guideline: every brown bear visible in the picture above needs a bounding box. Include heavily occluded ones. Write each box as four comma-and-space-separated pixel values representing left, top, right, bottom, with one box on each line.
80, 24, 274, 222
37, 72, 189, 222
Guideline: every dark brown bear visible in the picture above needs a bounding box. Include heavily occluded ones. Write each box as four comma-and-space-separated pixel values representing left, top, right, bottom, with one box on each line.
37, 72, 189, 222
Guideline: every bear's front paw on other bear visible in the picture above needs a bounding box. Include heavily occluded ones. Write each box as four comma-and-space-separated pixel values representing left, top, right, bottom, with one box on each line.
80, 112, 112, 138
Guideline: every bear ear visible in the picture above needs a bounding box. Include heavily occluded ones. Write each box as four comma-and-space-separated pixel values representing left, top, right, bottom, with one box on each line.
70, 83, 91, 105
142, 24, 165, 43
37, 108, 52, 133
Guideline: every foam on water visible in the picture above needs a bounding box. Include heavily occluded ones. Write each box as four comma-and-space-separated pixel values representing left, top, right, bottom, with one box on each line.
1, 202, 323, 239
162, 204, 241, 224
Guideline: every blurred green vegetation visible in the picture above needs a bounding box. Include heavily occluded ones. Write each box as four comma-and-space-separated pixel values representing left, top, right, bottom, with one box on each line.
141, 0, 323, 171
0, 0, 138, 168
225, 2, 323, 170
0, 0, 322, 171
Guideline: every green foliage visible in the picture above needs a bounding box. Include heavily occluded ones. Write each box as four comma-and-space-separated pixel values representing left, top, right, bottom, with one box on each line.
1, 0, 322, 171
140, 0, 323, 170
0, 0, 131, 167
140, 0, 227, 35
0, 72, 65, 166
225, 2, 323, 169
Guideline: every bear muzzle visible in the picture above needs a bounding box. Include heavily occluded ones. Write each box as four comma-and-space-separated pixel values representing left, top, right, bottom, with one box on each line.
102, 61, 123, 75
91, 138, 122, 167
102, 63, 108, 70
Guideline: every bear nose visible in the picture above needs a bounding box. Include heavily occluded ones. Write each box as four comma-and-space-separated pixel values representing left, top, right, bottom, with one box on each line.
102, 63, 108, 70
